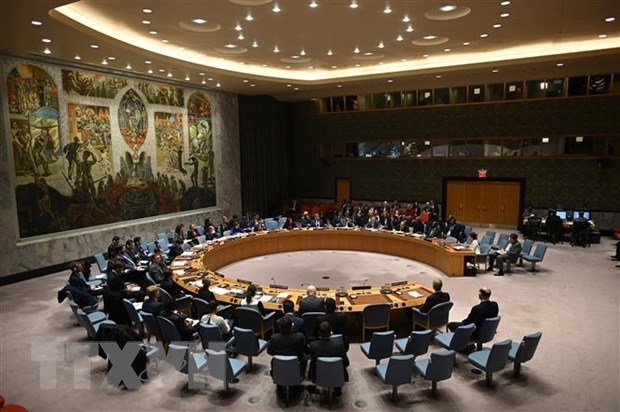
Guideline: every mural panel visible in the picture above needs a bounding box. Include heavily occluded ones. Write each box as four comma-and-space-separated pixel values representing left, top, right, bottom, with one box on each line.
187, 92, 215, 190
8, 65, 216, 238
136, 82, 184, 107
62, 69, 127, 98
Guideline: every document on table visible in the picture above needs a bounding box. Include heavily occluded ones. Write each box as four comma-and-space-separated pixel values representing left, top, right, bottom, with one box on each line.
259, 295, 273, 302
408, 291, 423, 298
277, 292, 290, 299
210, 286, 229, 295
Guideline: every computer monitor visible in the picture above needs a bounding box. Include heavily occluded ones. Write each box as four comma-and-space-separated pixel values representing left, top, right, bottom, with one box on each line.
555, 210, 567, 220
573, 210, 591, 220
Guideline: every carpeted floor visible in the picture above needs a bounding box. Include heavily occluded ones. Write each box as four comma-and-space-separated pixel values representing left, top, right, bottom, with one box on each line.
0, 230, 618, 411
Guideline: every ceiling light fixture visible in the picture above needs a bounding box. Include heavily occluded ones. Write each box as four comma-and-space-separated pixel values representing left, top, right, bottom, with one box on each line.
145, 60, 152, 64
556, 62, 564, 67
273, 45, 280, 53
216, 82, 221, 87
101, 59, 108, 65
108, 56, 116, 60
43, 47, 51, 54
237, 32, 245, 40
387, 79, 394, 83
423, 35, 436, 40
31, 20, 43, 26
327, 49, 334, 56
142, 8, 152, 13
185, 75, 190, 81
500, 1, 511, 5
422, 54, 430, 58
300, 49, 306, 56
272, 3, 281, 12
251, 40, 259, 48
406, 24, 414, 32
225, 44, 237, 48
192, 18, 207, 24
74, 54, 81, 60
492, 69, 499, 73
396, 34, 404, 41
350, 0, 359, 9
383, 5, 392, 14
440, 5, 457, 12
444, 48, 451, 52
161, 39, 169, 43
235, 23, 242, 31
378, 41, 384, 48
605, 17, 615, 22
500, 13, 510, 17
149, 30, 157, 35
309, 0, 318, 8
480, 33, 489, 38
90, 44, 99, 48
598, 34, 607, 38
435, 75, 442, 78
402, 15, 410, 22
167, 72, 173, 78
142, 20, 150, 24
201, 79, 206, 84
493, 23, 502, 28
245, 13, 254, 21
353, 46, 360, 53
147, 68, 153, 74
126, 64, 132, 70
42, 38, 51, 43
463, 41, 471, 45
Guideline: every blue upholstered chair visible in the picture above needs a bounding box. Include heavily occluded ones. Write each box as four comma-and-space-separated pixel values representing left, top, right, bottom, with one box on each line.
394, 329, 433, 359
507, 332, 542, 377
233, 326, 268, 371
314, 357, 345, 408
360, 331, 395, 366
271, 355, 302, 406
376, 354, 415, 402
477, 243, 493, 270
301, 311, 325, 340
491, 233, 509, 250
521, 243, 548, 272
414, 349, 456, 396
411, 301, 453, 333
474, 315, 501, 350
139, 310, 162, 342
94, 253, 108, 274
468, 339, 512, 386
205, 348, 247, 394
166, 343, 208, 389
156, 316, 184, 344
518, 238, 534, 266
123, 298, 145, 336
198, 323, 235, 352
434, 323, 476, 355
362, 304, 391, 341
234, 307, 275, 339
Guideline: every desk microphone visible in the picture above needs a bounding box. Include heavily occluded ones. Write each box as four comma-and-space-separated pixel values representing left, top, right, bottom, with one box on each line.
270, 277, 276, 285
300, 283, 308, 287
363, 278, 368, 287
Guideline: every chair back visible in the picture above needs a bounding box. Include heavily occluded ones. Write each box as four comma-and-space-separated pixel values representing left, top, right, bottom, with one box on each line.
265, 219, 279, 231
140, 310, 162, 340
198, 323, 225, 350
383, 354, 415, 385
233, 327, 260, 355
445, 236, 458, 243
94, 253, 107, 273
158, 287, 174, 303
479, 243, 492, 256
181, 242, 191, 252
521, 238, 533, 255
362, 303, 391, 328
494, 233, 509, 249
480, 235, 493, 245
450, 323, 476, 351
157, 316, 183, 343
546, 216, 562, 234
205, 349, 233, 381
192, 298, 210, 319
301, 311, 325, 339
368, 331, 395, 359
123, 299, 143, 327
477, 315, 501, 346
427, 301, 453, 329
330, 334, 344, 347
427, 350, 456, 381
486, 339, 512, 372
315, 357, 345, 388
146, 242, 156, 254
235, 307, 263, 334
166, 343, 190, 374
197, 235, 206, 244
404, 330, 433, 357
512, 332, 542, 363
464, 225, 472, 239
195, 226, 205, 236
271, 355, 302, 387
484, 230, 497, 243
534, 243, 548, 259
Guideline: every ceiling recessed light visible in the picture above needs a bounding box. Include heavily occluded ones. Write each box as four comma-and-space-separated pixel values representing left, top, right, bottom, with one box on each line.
235, 23, 242, 31
422, 54, 430, 58
185, 75, 190, 81
598, 34, 608, 38
285, 65, 291, 68
42, 38, 51, 43
379, 62, 384, 65
300, 49, 306, 56
272, 3, 281, 12
605, 17, 616, 22
208, 77, 213, 80
406, 25, 414, 32
363, 52, 373, 56
43, 47, 51, 54
463, 41, 471, 45
354, 47, 360, 54
309, 0, 318, 8
440, 5, 457, 12
337, 84, 343, 88
250, 84, 256, 87
142, 20, 151, 25
500, 1, 511, 5
387, 79, 394, 83
252, 40, 259, 48
101, 59, 108, 65
245, 13, 254, 21
308, 66, 314, 69
225, 43, 237, 48
291, 55, 300, 59
436, 75, 442, 78
493, 23, 502, 28
355, 63, 360, 67
108, 56, 116, 61
402, 15, 410, 22
423, 35, 437, 40
126, 64, 132, 70
383, 5, 392, 14
378, 41, 385, 48
331, 65, 338, 69
396, 34, 404, 41
242, 79, 249, 83
158, 69, 166, 72
237, 32, 245, 40
31, 20, 43, 26
201, 79, 206, 84
443, 48, 451, 52
350, 0, 359, 8
216, 82, 221, 87
480, 33, 489, 38
167, 72, 173, 78
147, 68, 154, 74
556, 63, 564, 67
199, 72, 205, 76
192, 18, 207, 24
74, 55, 81, 60
142, 8, 152, 13
500, 13, 510, 17
293, 87, 299, 90
161, 39, 169, 43
273, 46, 280, 53
90, 44, 99, 49
327, 49, 334, 56
149, 30, 157, 35
286, 84, 292, 87
492, 69, 499, 73
145, 60, 152, 64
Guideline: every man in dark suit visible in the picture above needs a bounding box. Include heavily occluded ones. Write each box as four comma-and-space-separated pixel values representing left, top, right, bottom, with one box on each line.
419, 278, 450, 313
448, 286, 499, 341
316, 297, 348, 349
160, 299, 197, 341
275, 299, 304, 334
488, 232, 522, 275
268, 316, 308, 387
299, 285, 325, 315
445, 216, 466, 242
309, 322, 349, 395
142, 285, 164, 316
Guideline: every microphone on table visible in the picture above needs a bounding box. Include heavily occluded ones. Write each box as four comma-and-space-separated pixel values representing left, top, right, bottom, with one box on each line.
300, 283, 308, 287
363, 278, 368, 287
270, 277, 276, 285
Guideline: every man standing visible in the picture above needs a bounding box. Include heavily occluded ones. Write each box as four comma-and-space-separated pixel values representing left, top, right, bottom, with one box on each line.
488, 233, 522, 276
299, 285, 325, 315
268, 316, 308, 393
448, 286, 499, 341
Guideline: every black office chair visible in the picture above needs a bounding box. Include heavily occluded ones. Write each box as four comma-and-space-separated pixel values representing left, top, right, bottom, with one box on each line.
525, 216, 542, 240
545, 214, 563, 244
571, 220, 591, 247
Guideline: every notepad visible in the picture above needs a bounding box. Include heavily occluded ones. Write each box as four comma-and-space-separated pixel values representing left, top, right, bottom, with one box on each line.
259, 295, 273, 302
408, 291, 423, 298
277, 292, 290, 299
189, 280, 203, 288
132, 302, 143, 310
210, 287, 229, 295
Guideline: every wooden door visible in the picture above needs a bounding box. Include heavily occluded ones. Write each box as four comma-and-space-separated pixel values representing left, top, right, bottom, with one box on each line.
497, 182, 521, 225
335, 178, 351, 207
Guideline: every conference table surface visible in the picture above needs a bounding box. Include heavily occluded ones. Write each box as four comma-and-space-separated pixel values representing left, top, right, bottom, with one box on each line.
171, 229, 474, 313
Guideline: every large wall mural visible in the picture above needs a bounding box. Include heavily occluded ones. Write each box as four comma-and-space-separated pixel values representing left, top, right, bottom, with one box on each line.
7, 64, 216, 238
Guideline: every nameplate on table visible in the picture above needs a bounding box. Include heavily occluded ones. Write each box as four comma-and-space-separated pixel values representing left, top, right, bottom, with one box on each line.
269, 284, 289, 290
236, 278, 252, 284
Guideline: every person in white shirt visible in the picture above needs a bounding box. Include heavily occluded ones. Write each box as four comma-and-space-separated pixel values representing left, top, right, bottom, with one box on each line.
469, 232, 481, 255
200, 300, 231, 339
